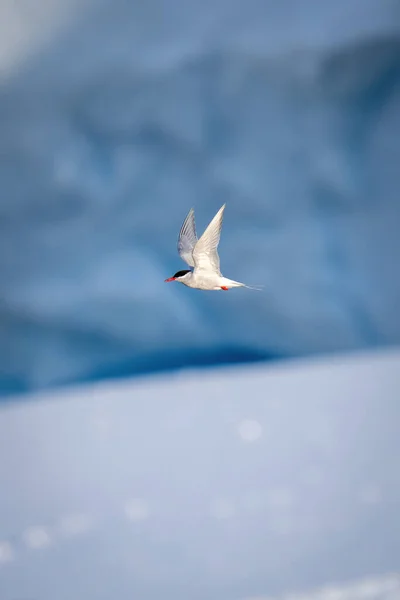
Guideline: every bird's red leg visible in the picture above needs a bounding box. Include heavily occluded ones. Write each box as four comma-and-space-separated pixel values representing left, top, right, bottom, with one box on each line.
221, 286, 229, 291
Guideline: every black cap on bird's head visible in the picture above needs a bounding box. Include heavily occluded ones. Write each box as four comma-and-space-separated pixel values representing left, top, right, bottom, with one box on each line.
164, 269, 191, 282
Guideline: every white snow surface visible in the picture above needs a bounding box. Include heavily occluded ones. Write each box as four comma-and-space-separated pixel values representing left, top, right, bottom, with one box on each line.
0, 0, 400, 393
0, 348, 399, 599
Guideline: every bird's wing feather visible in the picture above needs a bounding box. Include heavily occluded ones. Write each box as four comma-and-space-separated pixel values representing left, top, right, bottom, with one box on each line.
178, 208, 197, 267
192, 204, 225, 274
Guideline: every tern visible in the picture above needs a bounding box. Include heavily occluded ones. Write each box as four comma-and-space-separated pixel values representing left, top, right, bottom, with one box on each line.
165, 204, 260, 291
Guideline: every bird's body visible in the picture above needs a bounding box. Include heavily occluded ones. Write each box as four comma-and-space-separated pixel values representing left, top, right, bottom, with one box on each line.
169, 270, 246, 291
165, 204, 260, 291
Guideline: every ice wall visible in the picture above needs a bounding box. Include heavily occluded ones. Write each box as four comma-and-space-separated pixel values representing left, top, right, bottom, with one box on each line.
0, 0, 399, 395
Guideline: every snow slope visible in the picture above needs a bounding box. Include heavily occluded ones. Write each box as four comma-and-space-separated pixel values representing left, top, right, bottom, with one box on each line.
0, 0, 400, 394
0, 348, 399, 599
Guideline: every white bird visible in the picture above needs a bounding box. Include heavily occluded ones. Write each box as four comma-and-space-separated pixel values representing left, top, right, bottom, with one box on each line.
165, 204, 260, 291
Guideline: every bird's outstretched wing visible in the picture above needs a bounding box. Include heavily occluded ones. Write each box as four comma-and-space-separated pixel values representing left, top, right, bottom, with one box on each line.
192, 204, 225, 274
178, 207, 197, 267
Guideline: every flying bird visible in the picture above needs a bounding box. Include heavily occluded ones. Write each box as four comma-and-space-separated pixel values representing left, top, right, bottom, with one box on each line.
165, 204, 260, 291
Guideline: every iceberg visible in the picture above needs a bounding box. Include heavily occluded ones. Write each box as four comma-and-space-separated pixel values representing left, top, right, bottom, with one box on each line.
0, 0, 399, 394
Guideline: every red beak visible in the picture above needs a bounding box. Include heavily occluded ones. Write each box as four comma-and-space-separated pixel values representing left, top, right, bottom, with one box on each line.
164, 277, 176, 282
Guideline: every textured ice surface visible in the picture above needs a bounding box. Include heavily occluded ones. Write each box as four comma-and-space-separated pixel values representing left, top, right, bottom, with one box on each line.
0, 348, 399, 598
0, 0, 400, 394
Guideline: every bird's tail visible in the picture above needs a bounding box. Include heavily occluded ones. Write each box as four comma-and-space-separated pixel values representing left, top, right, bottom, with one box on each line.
224, 278, 264, 291
243, 284, 264, 291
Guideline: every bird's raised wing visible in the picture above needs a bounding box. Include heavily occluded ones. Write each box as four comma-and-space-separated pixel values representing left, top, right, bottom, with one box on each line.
192, 204, 225, 274
178, 207, 197, 267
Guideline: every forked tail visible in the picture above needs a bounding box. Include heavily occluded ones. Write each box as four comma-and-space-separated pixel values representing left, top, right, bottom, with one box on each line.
243, 284, 264, 291
224, 278, 264, 291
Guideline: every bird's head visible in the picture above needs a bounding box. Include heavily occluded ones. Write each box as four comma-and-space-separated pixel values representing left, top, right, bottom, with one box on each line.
164, 269, 192, 283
